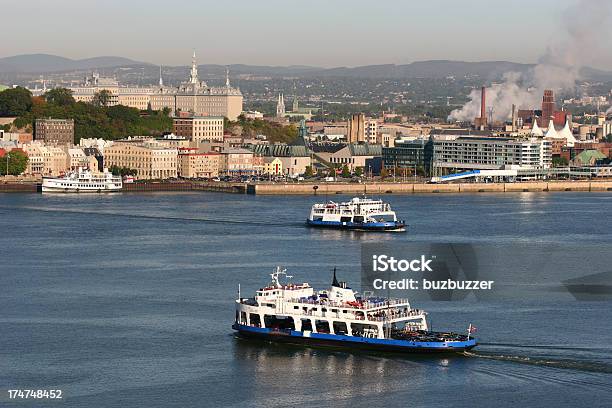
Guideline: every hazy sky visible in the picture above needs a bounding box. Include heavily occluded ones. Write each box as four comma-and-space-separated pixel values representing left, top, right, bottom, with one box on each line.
3, 0, 612, 69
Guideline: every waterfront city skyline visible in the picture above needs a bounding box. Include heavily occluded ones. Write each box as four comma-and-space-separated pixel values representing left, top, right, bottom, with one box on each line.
4, 0, 612, 70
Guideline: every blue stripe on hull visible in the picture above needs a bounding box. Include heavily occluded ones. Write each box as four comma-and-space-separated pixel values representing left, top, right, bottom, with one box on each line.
306, 219, 406, 231
233, 324, 476, 352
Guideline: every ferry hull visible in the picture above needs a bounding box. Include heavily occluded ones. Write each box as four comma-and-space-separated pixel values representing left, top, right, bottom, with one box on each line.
306, 219, 406, 232
41, 186, 122, 193
233, 324, 476, 353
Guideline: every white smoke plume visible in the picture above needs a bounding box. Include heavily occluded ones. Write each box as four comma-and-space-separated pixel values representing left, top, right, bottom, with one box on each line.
450, 0, 612, 123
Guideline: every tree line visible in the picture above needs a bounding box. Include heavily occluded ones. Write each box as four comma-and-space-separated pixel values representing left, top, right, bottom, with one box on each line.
0, 87, 172, 143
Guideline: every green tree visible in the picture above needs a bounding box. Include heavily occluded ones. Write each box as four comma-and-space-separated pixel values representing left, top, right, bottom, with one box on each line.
0, 87, 33, 116
92, 90, 112, 107
0, 149, 29, 175
354, 167, 363, 177
341, 164, 351, 178
552, 156, 569, 167
380, 167, 389, 180
304, 165, 314, 177
43, 88, 75, 106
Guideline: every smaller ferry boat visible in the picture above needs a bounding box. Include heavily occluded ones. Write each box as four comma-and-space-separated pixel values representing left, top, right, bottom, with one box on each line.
306, 197, 406, 231
233, 267, 477, 353
42, 168, 122, 193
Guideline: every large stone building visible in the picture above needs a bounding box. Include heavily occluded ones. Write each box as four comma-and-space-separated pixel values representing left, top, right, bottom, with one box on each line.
35, 118, 74, 145
149, 53, 243, 120
104, 139, 178, 179
173, 116, 224, 143
69, 73, 154, 110
33, 53, 243, 119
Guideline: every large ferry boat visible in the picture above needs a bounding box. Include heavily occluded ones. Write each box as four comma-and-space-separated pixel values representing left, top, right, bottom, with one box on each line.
306, 197, 406, 231
42, 168, 122, 193
233, 267, 477, 353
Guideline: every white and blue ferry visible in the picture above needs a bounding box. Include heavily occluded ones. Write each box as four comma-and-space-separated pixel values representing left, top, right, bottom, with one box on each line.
233, 267, 477, 353
306, 197, 406, 231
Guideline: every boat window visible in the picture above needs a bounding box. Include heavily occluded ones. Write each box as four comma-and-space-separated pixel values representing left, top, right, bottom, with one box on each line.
301, 319, 313, 332
351, 323, 379, 338
240, 311, 247, 324
332, 309, 338, 313
264, 315, 295, 330
315, 320, 330, 333
249, 313, 261, 327
340, 216, 352, 223
293, 306, 299, 310
332, 321, 348, 335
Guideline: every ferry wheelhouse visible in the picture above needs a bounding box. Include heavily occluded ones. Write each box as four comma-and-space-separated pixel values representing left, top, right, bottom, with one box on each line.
42, 168, 122, 193
306, 197, 406, 231
233, 267, 477, 353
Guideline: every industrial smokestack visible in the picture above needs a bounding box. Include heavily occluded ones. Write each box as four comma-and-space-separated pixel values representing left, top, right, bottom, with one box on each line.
480, 86, 486, 128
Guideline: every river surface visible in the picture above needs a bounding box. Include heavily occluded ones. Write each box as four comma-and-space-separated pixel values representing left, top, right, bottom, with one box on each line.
1, 192, 611, 407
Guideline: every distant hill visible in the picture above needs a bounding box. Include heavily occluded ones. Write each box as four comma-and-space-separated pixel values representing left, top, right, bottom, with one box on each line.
1, 54, 611, 82
0, 54, 149, 73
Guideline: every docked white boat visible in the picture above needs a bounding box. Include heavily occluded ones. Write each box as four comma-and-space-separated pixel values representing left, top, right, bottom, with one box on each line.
42, 168, 122, 193
307, 196, 406, 231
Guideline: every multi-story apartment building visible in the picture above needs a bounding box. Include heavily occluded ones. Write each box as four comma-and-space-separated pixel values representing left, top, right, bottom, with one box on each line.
35, 118, 74, 145
104, 139, 178, 179
177, 148, 221, 178
365, 120, 378, 144
430, 132, 552, 173
173, 116, 224, 143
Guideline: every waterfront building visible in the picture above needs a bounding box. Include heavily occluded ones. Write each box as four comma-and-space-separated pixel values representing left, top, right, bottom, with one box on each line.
263, 157, 283, 175
65, 147, 94, 170
382, 139, 430, 173
177, 148, 221, 178
35, 118, 74, 145
312, 143, 381, 171
173, 116, 224, 143
247, 144, 312, 177
79, 138, 114, 153
220, 148, 255, 175
104, 139, 178, 179
21, 142, 68, 176
430, 131, 551, 173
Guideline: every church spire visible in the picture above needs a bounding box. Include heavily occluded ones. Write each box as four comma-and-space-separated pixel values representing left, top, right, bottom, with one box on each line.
189, 50, 199, 85
276, 93, 285, 117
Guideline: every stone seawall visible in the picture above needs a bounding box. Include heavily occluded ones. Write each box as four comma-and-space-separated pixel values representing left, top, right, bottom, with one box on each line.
247, 181, 612, 195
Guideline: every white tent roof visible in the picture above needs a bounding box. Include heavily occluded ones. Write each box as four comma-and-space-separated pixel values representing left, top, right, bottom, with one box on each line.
531, 119, 544, 136
545, 119, 560, 139
558, 120, 576, 147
